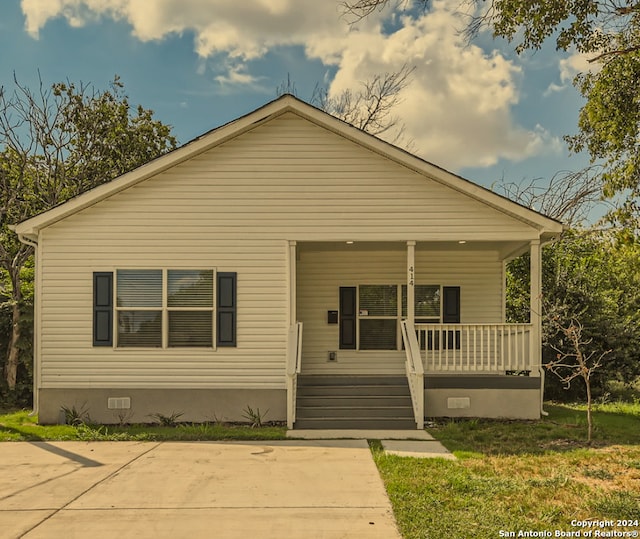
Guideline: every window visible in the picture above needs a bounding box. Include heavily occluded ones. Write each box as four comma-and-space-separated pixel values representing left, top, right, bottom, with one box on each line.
116, 269, 214, 348
359, 285, 398, 350
355, 284, 445, 351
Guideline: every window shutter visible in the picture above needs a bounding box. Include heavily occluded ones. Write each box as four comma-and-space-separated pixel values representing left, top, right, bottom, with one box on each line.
339, 287, 357, 350
442, 286, 460, 324
443, 286, 461, 350
93, 272, 113, 346
217, 272, 237, 347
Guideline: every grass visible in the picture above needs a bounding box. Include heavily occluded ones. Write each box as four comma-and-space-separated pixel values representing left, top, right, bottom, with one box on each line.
2, 402, 640, 539
0, 409, 287, 441
372, 401, 640, 539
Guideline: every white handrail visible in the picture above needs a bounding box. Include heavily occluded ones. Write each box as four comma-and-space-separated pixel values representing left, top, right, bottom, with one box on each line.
401, 320, 424, 430
286, 322, 303, 429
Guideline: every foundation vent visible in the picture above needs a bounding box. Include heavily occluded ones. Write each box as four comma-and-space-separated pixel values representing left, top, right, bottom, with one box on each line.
107, 397, 131, 410
447, 397, 470, 409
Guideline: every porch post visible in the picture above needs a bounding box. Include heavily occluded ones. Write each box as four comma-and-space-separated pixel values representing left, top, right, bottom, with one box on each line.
407, 241, 416, 325
288, 240, 297, 326
529, 239, 542, 369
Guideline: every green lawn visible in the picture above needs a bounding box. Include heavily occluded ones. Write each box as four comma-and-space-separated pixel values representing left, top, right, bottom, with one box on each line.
2, 403, 640, 539
0, 409, 287, 441
373, 402, 640, 539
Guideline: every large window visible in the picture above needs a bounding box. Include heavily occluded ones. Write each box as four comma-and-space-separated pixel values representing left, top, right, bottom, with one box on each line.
357, 284, 442, 350
116, 269, 214, 348
359, 285, 398, 350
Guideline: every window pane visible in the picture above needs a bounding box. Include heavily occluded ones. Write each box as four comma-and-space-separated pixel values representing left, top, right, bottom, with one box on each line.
402, 285, 440, 318
169, 311, 213, 347
117, 311, 162, 347
360, 319, 397, 350
168, 270, 214, 307
117, 270, 162, 307
359, 285, 397, 316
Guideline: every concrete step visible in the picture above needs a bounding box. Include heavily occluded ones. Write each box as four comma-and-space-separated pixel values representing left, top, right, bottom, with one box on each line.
297, 375, 408, 387
296, 384, 411, 397
294, 375, 416, 429
296, 395, 412, 407
294, 417, 418, 430
296, 405, 414, 419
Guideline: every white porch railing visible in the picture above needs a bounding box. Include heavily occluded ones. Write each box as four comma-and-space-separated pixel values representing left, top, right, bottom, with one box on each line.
416, 323, 532, 373
400, 320, 424, 429
286, 322, 303, 429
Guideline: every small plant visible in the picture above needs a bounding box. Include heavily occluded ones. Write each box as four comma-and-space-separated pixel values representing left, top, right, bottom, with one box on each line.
242, 405, 269, 428
61, 403, 90, 426
148, 411, 184, 427
546, 318, 611, 443
113, 409, 134, 426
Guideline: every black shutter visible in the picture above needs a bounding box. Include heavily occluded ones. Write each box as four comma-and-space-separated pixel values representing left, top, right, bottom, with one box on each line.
443, 286, 461, 349
339, 287, 357, 350
442, 286, 461, 323
93, 272, 113, 346
217, 272, 237, 347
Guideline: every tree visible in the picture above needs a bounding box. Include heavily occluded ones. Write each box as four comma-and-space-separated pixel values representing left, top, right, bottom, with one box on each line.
0, 75, 177, 394
342, 0, 640, 227
492, 166, 605, 228
546, 318, 610, 443
276, 64, 415, 147
464, 0, 640, 229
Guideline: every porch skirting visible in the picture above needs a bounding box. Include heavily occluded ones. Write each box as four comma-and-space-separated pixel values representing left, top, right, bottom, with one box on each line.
37, 388, 287, 425
424, 375, 541, 420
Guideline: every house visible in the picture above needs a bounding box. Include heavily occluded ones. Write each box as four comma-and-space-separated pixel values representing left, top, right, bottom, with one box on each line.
14, 94, 564, 428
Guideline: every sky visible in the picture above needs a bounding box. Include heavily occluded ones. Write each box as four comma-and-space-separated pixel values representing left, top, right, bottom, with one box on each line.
2, 0, 593, 195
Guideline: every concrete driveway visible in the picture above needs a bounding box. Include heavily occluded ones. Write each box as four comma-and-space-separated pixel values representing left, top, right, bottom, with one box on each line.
0, 440, 401, 538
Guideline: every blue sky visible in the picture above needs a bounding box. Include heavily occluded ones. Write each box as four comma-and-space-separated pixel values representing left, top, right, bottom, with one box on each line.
3, 0, 592, 194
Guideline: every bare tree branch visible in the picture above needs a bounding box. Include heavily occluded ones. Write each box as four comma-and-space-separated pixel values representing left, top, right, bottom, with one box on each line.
492, 166, 606, 226
310, 63, 415, 148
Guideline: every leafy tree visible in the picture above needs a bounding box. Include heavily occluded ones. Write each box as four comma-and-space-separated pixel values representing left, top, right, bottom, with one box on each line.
465, 0, 640, 229
342, 0, 640, 226
506, 231, 640, 400
0, 75, 177, 395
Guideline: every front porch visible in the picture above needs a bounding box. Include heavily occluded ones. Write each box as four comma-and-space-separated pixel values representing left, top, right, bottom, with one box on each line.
286, 239, 544, 429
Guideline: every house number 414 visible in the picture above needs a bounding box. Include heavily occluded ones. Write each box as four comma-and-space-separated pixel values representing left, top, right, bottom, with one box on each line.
408, 266, 415, 286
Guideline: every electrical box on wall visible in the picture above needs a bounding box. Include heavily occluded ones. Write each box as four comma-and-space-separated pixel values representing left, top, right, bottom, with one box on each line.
327, 310, 338, 324
328, 351, 337, 362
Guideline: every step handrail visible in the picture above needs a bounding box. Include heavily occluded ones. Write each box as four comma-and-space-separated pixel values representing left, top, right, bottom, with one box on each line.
401, 320, 424, 429
286, 322, 303, 429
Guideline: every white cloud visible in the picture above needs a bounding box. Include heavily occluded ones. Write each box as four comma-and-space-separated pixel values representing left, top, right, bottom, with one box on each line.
545, 50, 599, 95
20, 0, 557, 170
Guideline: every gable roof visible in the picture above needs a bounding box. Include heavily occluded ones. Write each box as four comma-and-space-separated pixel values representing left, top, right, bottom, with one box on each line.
14, 94, 564, 240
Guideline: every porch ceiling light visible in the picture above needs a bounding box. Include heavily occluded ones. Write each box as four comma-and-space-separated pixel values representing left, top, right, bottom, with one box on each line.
346, 241, 354, 244
458, 240, 467, 244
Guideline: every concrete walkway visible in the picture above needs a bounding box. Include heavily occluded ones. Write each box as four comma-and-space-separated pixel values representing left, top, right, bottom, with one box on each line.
288, 429, 456, 460
0, 440, 401, 539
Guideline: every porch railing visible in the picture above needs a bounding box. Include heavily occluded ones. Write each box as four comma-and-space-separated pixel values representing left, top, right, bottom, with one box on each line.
286, 322, 303, 429
415, 323, 532, 373
400, 320, 424, 429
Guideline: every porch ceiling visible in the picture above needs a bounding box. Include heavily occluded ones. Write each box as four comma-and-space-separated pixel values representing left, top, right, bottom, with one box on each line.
296, 240, 529, 260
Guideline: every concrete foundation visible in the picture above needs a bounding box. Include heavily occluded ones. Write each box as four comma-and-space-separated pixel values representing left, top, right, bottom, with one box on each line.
423, 375, 541, 420
38, 388, 287, 425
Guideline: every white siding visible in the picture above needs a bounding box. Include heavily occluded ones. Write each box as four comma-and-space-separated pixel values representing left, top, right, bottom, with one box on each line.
38, 112, 534, 388
39, 236, 288, 389
297, 245, 503, 375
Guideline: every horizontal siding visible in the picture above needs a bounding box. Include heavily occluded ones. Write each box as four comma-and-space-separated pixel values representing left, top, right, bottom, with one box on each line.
297, 246, 502, 375
39, 237, 288, 389
39, 112, 532, 389
46, 112, 538, 243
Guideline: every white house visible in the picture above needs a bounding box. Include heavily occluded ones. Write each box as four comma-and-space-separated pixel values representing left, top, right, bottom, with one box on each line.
14, 95, 564, 428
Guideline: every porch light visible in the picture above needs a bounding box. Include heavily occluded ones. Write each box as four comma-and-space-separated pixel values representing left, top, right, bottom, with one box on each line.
346, 241, 354, 244
458, 240, 467, 244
